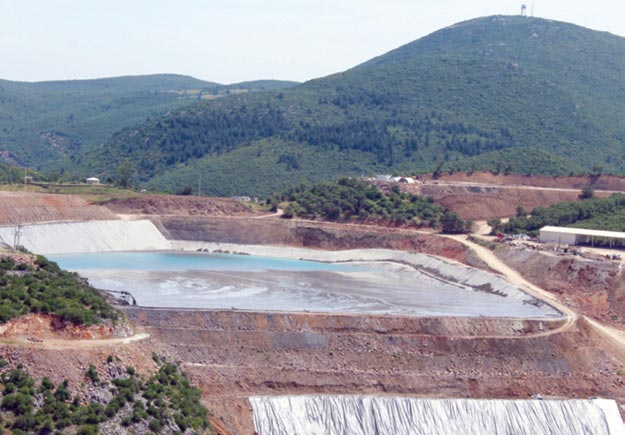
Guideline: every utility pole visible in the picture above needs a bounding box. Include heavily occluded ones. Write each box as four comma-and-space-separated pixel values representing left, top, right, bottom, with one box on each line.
198, 174, 202, 197
13, 225, 22, 249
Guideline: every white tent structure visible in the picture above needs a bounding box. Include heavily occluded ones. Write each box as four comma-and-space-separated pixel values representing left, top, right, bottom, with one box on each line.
539, 226, 625, 248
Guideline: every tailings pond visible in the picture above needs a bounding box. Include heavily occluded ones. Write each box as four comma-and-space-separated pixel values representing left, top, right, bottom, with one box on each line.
49, 250, 561, 318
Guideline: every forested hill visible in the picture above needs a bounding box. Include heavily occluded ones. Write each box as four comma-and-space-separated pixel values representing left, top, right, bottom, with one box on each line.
0, 74, 297, 170
77, 16, 625, 196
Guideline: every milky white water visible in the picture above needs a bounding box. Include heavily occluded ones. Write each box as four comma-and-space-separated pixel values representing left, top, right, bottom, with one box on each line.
49, 251, 560, 318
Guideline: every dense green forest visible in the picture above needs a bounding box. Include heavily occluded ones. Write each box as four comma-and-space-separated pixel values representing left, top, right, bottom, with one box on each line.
71, 16, 625, 196
490, 194, 625, 235
0, 254, 117, 325
0, 358, 211, 434
0, 164, 40, 185
270, 178, 470, 233
0, 74, 297, 170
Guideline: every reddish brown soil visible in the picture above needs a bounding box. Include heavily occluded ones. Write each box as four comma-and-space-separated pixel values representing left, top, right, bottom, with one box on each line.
496, 246, 625, 327
419, 185, 610, 220
124, 308, 625, 435
421, 171, 625, 190
0, 192, 116, 225
102, 195, 258, 217
0, 337, 162, 405
379, 171, 625, 220
0, 314, 116, 341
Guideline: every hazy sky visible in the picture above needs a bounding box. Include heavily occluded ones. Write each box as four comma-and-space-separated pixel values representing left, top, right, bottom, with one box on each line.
2, 0, 624, 84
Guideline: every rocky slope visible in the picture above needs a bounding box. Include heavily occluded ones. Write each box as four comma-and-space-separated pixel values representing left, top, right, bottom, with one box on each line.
496, 246, 625, 326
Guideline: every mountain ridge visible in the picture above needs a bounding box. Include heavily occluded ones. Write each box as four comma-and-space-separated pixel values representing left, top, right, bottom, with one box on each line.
18, 15, 625, 194
0, 74, 298, 169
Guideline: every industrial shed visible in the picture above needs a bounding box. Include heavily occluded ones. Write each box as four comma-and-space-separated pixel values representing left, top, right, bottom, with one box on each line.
539, 226, 625, 248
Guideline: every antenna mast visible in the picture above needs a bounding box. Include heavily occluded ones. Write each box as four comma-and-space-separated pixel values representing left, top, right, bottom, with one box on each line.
521, 4, 527, 16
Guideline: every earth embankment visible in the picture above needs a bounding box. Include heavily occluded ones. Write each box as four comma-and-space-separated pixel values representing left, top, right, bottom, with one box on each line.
156, 216, 490, 270
123, 307, 625, 435
421, 172, 625, 191
419, 184, 609, 220
0, 191, 116, 225
495, 246, 625, 326
102, 194, 258, 217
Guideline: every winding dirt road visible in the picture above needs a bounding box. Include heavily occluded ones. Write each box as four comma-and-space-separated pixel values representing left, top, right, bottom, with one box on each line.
0, 332, 150, 350
444, 233, 625, 357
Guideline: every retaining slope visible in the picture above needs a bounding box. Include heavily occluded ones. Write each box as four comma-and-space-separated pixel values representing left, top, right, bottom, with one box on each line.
250, 396, 624, 435
0, 220, 171, 254
0, 191, 116, 225
123, 307, 625, 434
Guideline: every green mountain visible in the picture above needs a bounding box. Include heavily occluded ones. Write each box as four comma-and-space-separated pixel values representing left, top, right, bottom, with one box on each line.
0, 74, 297, 169
75, 16, 625, 195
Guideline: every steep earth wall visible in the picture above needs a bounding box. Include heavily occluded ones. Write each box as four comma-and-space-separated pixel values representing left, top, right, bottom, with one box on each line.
418, 184, 610, 220
0, 191, 116, 225
123, 307, 625, 435
102, 194, 257, 217
421, 172, 625, 191
157, 216, 490, 270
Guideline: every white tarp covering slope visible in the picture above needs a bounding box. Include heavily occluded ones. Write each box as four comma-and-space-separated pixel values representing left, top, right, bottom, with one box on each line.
0, 220, 171, 254
250, 396, 625, 435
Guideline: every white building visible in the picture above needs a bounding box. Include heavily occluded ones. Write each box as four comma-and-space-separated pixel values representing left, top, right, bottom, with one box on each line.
539, 226, 625, 248
86, 177, 100, 185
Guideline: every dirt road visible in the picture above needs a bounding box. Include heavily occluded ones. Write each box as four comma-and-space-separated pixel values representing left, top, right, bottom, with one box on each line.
443, 234, 577, 324
0, 332, 150, 350
445, 233, 625, 360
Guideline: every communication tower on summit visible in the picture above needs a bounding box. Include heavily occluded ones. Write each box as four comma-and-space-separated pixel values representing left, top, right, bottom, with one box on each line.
521, 4, 527, 16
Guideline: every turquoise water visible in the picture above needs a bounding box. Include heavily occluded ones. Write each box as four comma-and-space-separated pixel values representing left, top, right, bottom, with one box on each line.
47, 251, 557, 317
48, 251, 365, 273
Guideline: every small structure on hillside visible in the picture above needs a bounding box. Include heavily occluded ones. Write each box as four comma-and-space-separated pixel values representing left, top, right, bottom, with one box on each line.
539, 226, 625, 249
376, 174, 393, 182
86, 177, 100, 185
392, 176, 417, 184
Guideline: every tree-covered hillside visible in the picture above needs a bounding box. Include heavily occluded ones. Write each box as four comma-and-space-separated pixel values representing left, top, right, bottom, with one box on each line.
490, 193, 625, 235
73, 16, 625, 195
0, 74, 297, 171
0, 254, 118, 325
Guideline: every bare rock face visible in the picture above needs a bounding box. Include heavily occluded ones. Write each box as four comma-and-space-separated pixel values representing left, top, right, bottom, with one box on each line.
87, 384, 114, 404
